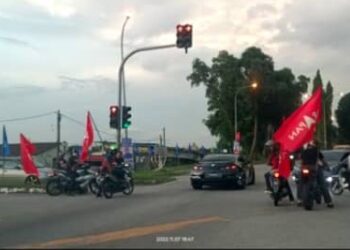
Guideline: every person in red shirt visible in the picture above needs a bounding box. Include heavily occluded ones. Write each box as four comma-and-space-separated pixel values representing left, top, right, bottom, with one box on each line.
264, 141, 280, 192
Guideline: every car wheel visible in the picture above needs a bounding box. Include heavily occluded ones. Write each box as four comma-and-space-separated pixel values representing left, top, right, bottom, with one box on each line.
247, 166, 255, 185
237, 177, 246, 190
191, 181, 202, 190
25, 175, 41, 186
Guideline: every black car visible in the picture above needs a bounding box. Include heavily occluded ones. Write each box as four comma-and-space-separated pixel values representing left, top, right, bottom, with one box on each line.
190, 154, 255, 190
321, 149, 349, 168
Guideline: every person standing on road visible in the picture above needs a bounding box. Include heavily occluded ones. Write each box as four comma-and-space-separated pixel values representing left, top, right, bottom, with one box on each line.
299, 139, 334, 208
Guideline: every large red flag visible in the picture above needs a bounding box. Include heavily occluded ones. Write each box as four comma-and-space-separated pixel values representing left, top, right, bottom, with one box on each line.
20, 133, 39, 177
273, 86, 322, 178
273, 86, 322, 152
80, 111, 94, 162
278, 146, 292, 178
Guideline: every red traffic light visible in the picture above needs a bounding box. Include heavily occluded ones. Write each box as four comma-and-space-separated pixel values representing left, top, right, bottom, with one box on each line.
110, 105, 118, 115
176, 24, 193, 51
177, 25, 184, 34
184, 24, 192, 32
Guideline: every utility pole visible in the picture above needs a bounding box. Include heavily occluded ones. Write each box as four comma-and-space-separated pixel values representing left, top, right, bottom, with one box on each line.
56, 110, 61, 168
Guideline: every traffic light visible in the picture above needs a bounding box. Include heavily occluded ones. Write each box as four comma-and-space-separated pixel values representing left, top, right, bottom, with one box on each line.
109, 105, 120, 129
176, 24, 192, 52
122, 106, 132, 129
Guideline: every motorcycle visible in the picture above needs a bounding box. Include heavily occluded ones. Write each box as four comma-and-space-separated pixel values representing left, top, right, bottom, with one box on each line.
46, 164, 92, 196
269, 170, 292, 206
100, 164, 134, 199
88, 168, 107, 197
292, 165, 323, 210
329, 161, 350, 195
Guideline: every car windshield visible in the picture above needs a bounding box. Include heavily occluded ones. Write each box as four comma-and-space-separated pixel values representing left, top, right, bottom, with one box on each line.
322, 150, 346, 163
201, 154, 236, 162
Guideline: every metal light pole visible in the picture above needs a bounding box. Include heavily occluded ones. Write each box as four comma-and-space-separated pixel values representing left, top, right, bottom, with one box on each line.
234, 83, 258, 136
117, 44, 176, 148
121, 16, 130, 139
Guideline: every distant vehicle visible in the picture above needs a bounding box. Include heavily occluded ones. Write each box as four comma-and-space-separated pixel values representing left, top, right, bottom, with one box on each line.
333, 145, 350, 150
190, 154, 255, 190
0, 157, 53, 188
321, 149, 349, 168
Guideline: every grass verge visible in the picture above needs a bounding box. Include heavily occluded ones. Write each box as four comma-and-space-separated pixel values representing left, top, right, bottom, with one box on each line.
134, 164, 193, 185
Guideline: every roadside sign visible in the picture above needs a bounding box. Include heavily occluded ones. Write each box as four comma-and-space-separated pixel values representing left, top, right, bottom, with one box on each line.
121, 137, 134, 167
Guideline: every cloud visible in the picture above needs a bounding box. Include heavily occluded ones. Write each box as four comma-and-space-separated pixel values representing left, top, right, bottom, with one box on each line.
59, 75, 115, 90
25, 0, 76, 18
0, 85, 48, 99
0, 36, 38, 51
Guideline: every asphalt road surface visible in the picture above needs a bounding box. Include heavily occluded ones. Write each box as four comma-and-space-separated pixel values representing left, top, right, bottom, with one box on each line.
1, 164, 350, 249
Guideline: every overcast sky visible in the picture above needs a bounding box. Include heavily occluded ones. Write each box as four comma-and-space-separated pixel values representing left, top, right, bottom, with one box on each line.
0, 0, 349, 147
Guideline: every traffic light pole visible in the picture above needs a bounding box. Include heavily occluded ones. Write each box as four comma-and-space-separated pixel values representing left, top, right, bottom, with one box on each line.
117, 44, 176, 148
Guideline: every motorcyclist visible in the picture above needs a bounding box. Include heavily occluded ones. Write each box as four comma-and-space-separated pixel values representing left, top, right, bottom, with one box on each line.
264, 142, 295, 202
101, 149, 126, 182
298, 139, 334, 208
264, 141, 279, 193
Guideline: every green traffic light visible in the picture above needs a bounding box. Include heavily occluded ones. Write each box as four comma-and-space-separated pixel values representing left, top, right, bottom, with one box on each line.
122, 122, 131, 129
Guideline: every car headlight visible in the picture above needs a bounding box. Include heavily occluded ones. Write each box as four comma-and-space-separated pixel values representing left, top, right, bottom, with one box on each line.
326, 177, 333, 183
292, 176, 296, 181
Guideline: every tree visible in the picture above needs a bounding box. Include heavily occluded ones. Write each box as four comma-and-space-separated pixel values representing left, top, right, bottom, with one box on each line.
325, 81, 334, 148
336, 93, 350, 144
187, 47, 307, 159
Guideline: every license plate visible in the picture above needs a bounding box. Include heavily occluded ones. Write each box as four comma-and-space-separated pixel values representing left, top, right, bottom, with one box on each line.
207, 173, 222, 178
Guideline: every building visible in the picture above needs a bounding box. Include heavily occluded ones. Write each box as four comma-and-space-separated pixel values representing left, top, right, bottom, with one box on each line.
0, 142, 59, 167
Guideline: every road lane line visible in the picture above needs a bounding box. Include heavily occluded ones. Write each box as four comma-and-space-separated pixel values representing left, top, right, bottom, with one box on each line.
17, 216, 227, 249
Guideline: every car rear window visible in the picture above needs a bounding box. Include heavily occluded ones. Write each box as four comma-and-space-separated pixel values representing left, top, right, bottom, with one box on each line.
202, 154, 236, 162
322, 151, 346, 162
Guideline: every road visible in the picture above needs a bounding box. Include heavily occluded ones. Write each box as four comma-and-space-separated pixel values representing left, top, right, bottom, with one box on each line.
1, 164, 350, 249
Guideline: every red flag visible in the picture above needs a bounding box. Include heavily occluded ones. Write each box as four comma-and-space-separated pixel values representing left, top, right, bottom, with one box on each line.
273, 86, 322, 153
80, 112, 94, 162
20, 134, 39, 177
278, 146, 292, 178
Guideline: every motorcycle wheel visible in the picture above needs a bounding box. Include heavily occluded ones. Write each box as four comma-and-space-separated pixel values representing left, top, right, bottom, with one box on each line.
302, 183, 314, 211
273, 194, 279, 207
88, 178, 100, 195
330, 179, 343, 195
102, 179, 114, 199
46, 179, 63, 196
123, 180, 134, 195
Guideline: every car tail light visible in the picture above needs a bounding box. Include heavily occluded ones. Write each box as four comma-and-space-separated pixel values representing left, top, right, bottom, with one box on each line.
302, 168, 310, 175
226, 164, 237, 171
193, 165, 202, 171
273, 172, 280, 178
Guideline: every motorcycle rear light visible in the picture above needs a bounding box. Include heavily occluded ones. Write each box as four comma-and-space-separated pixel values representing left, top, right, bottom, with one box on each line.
273, 172, 280, 178
302, 169, 310, 175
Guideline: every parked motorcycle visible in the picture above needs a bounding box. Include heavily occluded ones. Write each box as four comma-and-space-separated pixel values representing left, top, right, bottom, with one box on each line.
100, 164, 134, 199
46, 165, 92, 196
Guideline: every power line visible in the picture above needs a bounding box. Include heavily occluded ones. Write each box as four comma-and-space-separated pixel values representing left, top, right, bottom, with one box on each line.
61, 113, 115, 138
0, 111, 56, 123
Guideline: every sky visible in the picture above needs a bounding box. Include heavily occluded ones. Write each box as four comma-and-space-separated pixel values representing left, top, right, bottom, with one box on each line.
0, 0, 349, 148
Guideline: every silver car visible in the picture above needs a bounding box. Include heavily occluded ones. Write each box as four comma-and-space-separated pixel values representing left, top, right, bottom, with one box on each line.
0, 157, 53, 188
